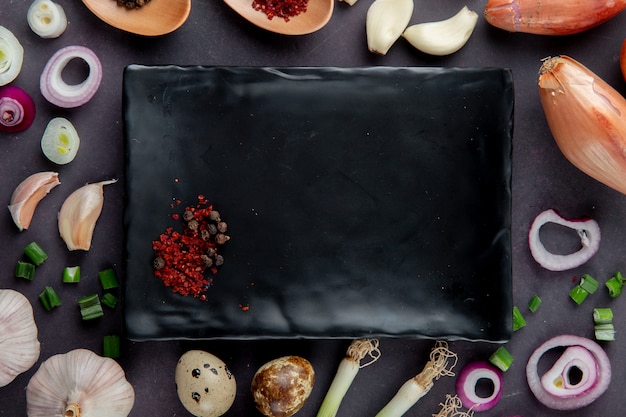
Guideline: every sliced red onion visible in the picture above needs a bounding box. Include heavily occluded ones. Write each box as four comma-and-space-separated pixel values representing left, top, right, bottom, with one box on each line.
528, 209, 600, 271
0, 85, 36, 132
455, 361, 503, 411
526, 334, 611, 410
40, 45, 102, 108
539, 346, 598, 398
0, 25, 24, 86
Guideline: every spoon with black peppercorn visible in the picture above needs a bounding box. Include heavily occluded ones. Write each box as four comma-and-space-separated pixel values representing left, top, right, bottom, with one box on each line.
223, 0, 334, 35
81, 0, 191, 36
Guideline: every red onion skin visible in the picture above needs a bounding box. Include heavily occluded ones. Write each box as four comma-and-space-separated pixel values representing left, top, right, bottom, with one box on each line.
526, 334, 611, 410
0, 86, 36, 133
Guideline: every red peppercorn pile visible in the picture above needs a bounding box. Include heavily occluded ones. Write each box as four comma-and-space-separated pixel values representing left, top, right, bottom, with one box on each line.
251, 0, 309, 22
152, 195, 230, 301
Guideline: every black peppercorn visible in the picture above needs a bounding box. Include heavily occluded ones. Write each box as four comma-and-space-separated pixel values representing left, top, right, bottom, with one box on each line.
183, 210, 194, 221
215, 255, 224, 266
217, 221, 228, 233
188, 219, 199, 231
153, 257, 165, 270
209, 210, 220, 222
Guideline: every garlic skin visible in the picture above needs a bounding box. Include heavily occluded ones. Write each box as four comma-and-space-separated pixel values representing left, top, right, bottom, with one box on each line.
26, 349, 135, 417
484, 0, 626, 35
402, 6, 478, 56
58, 179, 117, 251
0, 289, 40, 387
366, 0, 414, 55
538, 56, 626, 195
8, 171, 60, 231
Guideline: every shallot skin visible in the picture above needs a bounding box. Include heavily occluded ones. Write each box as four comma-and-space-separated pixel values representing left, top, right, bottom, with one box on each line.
484, 0, 626, 35
621, 39, 626, 82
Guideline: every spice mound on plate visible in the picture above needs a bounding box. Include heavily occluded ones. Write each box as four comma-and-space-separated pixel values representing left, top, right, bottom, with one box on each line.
252, 0, 309, 21
152, 195, 230, 301
116, 0, 152, 8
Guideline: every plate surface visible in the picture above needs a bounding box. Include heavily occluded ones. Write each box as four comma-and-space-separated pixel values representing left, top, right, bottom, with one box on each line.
123, 65, 513, 341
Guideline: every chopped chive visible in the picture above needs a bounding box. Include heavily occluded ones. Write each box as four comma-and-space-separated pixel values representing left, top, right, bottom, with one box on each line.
569, 285, 589, 305
593, 307, 614, 324
594, 323, 616, 341
489, 346, 514, 372
78, 294, 104, 320
24, 241, 48, 266
101, 293, 118, 309
39, 286, 61, 311
528, 295, 542, 313
62, 266, 81, 283
579, 274, 599, 294
103, 335, 121, 359
98, 268, 119, 290
512, 306, 526, 331
15, 261, 36, 280
605, 272, 624, 298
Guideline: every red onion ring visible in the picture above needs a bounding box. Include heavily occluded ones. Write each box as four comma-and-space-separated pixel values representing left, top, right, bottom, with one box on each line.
526, 335, 611, 410
528, 209, 600, 271
455, 361, 503, 411
40, 45, 102, 108
0, 85, 36, 132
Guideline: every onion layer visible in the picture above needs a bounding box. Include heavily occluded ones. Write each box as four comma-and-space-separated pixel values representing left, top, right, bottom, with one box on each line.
40, 45, 102, 108
0, 26, 24, 86
526, 335, 611, 410
27, 0, 68, 38
0, 85, 36, 132
41, 117, 80, 164
455, 361, 503, 411
528, 209, 600, 271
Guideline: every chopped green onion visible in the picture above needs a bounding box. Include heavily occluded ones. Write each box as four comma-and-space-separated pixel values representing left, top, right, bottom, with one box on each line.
101, 293, 118, 309
605, 272, 624, 297
512, 306, 526, 331
569, 285, 589, 305
489, 346, 513, 372
593, 307, 614, 324
103, 335, 120, 359
38, 286, 61, 311
594, 323, 616, 341
15, 261, 35, 280
528, 295, 542, 313
579, 274, 599, 294
98, 268, 119, 290
77, 294, 103, 320
62, 266, 81, 283
24, 241, 48, 266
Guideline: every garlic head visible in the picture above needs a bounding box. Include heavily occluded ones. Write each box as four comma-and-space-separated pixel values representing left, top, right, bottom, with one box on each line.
8, 171, 60, 231
58, 179, 117, 251
403, 6, 478, 56
26, 348, 135, 417
366, 0, 414, 55
0, 289, 40, 387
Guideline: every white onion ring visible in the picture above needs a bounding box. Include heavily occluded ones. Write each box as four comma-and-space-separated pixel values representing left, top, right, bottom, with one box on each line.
27, 0, 68, 38
526, 334, 611, 410
528, 209, 600, 271
455, 361, 503, 411
40, 45, 102, 108
0, 25, 24, 86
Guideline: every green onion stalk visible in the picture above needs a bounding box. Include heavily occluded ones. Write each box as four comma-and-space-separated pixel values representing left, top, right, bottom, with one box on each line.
374, 341, 458, 417
316, 339, 381, 417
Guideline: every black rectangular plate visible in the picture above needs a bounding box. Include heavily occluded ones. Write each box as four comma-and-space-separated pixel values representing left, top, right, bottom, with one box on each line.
123, 65, 513, 341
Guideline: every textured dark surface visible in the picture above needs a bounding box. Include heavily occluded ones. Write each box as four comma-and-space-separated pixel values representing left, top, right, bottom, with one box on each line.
123, 65, 513, 341
1, 1, 626, 417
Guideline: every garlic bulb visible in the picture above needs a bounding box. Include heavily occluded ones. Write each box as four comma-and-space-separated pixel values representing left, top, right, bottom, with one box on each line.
26, 349, 135, 417
58, 179, 117, 251
366, 0, 414, 55
538, 56, 626, 195
402, 6, 478, 56
0, 289, 40, 387
8, 171, 60, 231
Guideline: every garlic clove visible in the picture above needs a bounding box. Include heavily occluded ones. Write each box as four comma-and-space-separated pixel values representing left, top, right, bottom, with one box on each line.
484, 0, 626, 35
538, 55, 626, 195
58, 179, 117, 251
8, 171, 60, 231
366, 0, 414, 55
402, 6, 478, 56
26, 348, 135, 417
0, 289, 40, 388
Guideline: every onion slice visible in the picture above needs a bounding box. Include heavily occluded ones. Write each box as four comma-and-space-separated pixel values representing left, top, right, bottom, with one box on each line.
540, 346, 598, 398
0, 85, 36, 132
0, 25, 24, 86
528, 209, 600, 271
455, 361, 503, 411
40, 45, 102, 108
41, 117, 80, 164
526, 335, 611, 410
27, 0, 68, 38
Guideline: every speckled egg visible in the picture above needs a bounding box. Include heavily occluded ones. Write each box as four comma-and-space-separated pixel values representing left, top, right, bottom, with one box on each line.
175, 350, 236, 417
251, 356, 315, 417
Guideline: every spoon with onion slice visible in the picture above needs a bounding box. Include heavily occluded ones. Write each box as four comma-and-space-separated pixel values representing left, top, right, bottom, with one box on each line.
81, 0, 191, 36
223, 0, 334, 35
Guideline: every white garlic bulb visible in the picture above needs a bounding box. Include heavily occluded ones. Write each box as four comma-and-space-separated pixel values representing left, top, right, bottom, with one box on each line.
0, 289, 40, 387
26, 349, 135, 417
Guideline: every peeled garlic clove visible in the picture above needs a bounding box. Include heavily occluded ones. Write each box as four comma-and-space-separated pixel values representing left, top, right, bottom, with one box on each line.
402, 6, 478, 56
538, 56, 626, 195
484, 0, 626, 35
366, 0, 414, 55
26, 348, 135, 417
58, 179, 117, 251
0, 289, 40, 388
8, 171, 60, 231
